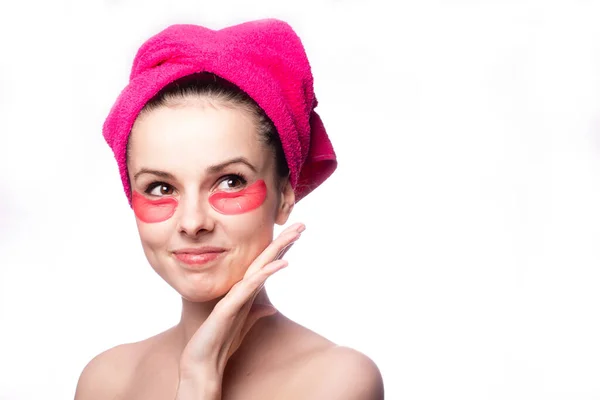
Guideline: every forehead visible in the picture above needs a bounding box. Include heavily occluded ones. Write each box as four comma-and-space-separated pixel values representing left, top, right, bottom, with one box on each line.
128, 104, 269, 172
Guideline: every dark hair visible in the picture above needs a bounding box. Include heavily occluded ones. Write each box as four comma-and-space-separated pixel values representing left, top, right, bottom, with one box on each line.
128, 72, 289, 180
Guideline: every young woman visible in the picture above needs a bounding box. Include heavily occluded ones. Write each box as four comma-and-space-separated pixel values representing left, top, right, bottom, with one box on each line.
75, 19, 384, 400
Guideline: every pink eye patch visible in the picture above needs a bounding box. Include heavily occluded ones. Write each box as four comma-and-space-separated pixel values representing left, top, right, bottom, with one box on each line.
209, 180, 267, 215
132, 191, 178, 223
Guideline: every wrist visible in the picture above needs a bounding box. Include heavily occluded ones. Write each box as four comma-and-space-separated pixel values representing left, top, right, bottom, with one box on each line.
176, 380, 221, 400
176, 365, 222, 400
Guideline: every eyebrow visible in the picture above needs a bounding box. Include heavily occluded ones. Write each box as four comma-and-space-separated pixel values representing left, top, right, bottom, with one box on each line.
133, 169, 175, 182
207, 157, 257, 174
133, 157, 257, 182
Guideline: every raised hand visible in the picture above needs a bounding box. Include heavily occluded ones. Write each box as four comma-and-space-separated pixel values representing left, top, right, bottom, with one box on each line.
175, 222, 305, 399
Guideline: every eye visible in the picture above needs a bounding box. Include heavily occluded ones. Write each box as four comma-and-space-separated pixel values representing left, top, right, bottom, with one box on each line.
146, 182, 174, 196
216, 174, 247, 191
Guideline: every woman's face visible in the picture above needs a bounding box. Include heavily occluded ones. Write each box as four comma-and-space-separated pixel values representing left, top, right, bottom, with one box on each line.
127, 101, 294, 302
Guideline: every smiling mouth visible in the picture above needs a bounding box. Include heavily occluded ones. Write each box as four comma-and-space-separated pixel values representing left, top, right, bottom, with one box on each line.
172, 249, 226, 267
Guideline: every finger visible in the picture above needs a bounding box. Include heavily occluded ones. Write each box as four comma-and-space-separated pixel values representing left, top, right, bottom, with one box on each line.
220, 259, 288, 316
234, 259, 288, 304
281, 222, 305, 235
205, 257, 288, 335
274, 242, 294, 261
193, 295, 258, 364
228, 303, 278, 359
243, 303, 278, 332
181, 267, 285, 368
214, 295, 279, 362
244, 229, 299, 278
243, 224, 304, 278
227, 303, 278, 359
218, 298, 259, 361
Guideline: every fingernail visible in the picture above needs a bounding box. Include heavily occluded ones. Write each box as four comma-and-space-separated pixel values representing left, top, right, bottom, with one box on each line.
296, 224, 306, 233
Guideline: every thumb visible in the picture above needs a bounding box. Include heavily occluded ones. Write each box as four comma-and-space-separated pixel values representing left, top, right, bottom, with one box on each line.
240, 302, 278, 338
227, 303, 278, 360
250, 302, 279, 318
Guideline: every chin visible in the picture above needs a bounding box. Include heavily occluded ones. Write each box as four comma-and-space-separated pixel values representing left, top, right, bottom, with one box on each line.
178, 290, 224, 303
167, 269, 237, 303
147, 250, 251, 303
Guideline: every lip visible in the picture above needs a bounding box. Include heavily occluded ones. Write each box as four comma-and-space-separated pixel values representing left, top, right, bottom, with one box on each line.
172, 247, 226, 268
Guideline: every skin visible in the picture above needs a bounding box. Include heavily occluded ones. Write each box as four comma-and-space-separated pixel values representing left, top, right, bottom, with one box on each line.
132, 190, 178, 222
74, 99, 384, 400
131, 179, 268, 222
209, 180, 268, 215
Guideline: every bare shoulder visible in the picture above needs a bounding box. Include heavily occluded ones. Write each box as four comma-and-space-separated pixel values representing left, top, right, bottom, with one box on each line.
268, 317, 384, 399
74, 343, 137, 399
297, 345, 384, 400
74, 332, 167, 400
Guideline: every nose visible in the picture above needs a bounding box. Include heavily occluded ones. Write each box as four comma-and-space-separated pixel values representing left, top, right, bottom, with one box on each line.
177, 194, 215, 238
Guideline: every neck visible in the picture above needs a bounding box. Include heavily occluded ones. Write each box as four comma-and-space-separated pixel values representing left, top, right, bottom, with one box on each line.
175, 288, 273, 348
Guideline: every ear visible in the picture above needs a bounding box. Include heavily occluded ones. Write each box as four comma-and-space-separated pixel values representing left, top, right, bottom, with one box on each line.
275, 179, 295, 225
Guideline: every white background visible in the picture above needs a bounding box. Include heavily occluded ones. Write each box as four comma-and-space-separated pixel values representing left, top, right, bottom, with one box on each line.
1, 0, 600, 399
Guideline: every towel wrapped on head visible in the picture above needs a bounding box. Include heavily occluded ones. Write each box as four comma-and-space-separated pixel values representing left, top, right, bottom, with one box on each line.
103, 18, 337, 204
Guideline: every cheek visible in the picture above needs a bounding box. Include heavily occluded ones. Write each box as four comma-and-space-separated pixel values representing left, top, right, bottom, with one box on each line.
209, 180, 267, 215
221, 206, 276, 264
135, 220, 173, 270
132, 191, 178, 223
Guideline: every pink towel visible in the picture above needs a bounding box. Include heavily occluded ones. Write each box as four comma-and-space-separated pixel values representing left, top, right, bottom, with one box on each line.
103, 18, 337, 205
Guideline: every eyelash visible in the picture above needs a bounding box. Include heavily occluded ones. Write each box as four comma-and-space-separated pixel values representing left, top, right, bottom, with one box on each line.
217, 173, 248, 190
144, 182, 173, 196
143, 172, 249, 196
